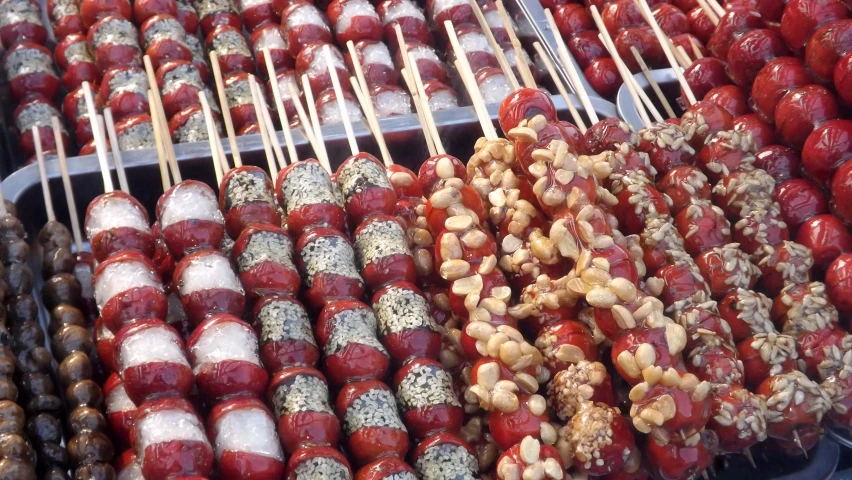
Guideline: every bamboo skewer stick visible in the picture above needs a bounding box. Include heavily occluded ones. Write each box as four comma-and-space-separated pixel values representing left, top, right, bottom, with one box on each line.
677, 45, 693, 67
82, 81, 114, 193
543, 9, 600, 124
52, 117, 83, 252
323, 45, 359, 156
199, 91, 225, 184
495, 0, 535, 88
630, 45, 676, 118
257, 84, 287, 170
262, 47, 298, 165
249, 75, 279, 177
634, 0, 697, 105
696, 0, 719, 25
706, 0, 725, 17
143, 55, 180, 181
401, 69, 438, 157
103, 108, 130, 194
210, 51, 243, 167
395, 24, 442, 155
301, 74, 332, 173
532, 41, 587, 132
148, 89, 172, 192
346, 41, 393, 166
445, 20, 499, 140
285, 81, 319, 149
689, 38, 705, 59
33, 127, 55, 223
467, 0, 520, 90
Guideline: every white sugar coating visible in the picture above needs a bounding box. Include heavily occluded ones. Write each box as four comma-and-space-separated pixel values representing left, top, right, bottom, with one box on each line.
118, 121, 156, 151
15, 101, 56, 131
335, 0, 379, 32
381, 0, 425, 24
240, 0, 271, 11
431, 0, 468, 15
177, 253, 244, 295
409, 44, 440, 64
190, 321, 261, 374
255, 25, 286, 51
343, 387, 407, 435
373, 88, 412, 118
4, 46, 56, 79
414, 443, 478, 480
160, 182, 224, 229
0, 0, 42, 28
117, 458, 143, 480
213, 29, 252, 56
221, 236, 235, 256
238, 230, 296, 271
354, 219, 411, 271
386, 473, 417, 480
337, 154, 392, 201
142, 16, 184, 46
119, 326, 190, 369
214, 408, 284, 460
503, 45, 531, 69
276, 72, 299, 102
396, 363, 460, 411
457, 30, 493, 55
62, 40, 94, 66
325, 307, 385, 355
136, 409, 209, 464
293, 456, 351, 480
185, 34, 205, 60
161, 63, 204, 96
197, 0, 237, 17
226, 169, 275, 207
361, 41, 393, 68
92, 17, 138, 47
483, 8, 504, 31
373, 285, 437, 336
307, 47, 347, 77
174, 110, 213, 144
280, 161, 341, 213
286, 4, 329, 31
109, 68, 148, 99
257, 299, 317, 345
428, 89, 458, 111
106, 381, 136, 414
301, 235, 363, 287
94, 259, 163, 311
272, 373, 334, 417
479, 73, 511, 104
319, 98, 364, 125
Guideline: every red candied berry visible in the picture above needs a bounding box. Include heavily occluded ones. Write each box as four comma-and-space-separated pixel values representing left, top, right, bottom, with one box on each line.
585, 58, 622, 98
672, 301, 734, 349
684, 57, 732, 100
601, 0, 645, 36
653, 3, 690, 36
646, 429, 716, 480
771, 281, 839, 333
695, 244, 761, 299
488, 392, 552, 451
687, 7, 717, 44
636, 123, 696, 175
775, 84, 839, 150
707, 8, 763, 60
831, 159, 852, 224
717, 288, 774, 342
674, 201, 731, 256
834, 50, 852, 104
653, 254, 711, 308
708, 387, 768, 453
696, 131, 756, 183
704, 85, 749, 118
611, 319, 689, 385
821, 366, 852, 432
615, 26, 665, 72
756, 371, 832, 446
801, 119, 852, 186
750, 57, 813, 124
734, 114, 776, 150
562, 402, 637, 476
628, 368, 712, 445
754, 145, 799, 183
640, 218, 686, 275
733, 201, 790, 254
795, 326, 851, 378
755, 241, 814, 297
780, 0, 849, 53
584, 117, 638, 155
681, 101, 735, 151
727, 29, 790, 88
568, 30, 608, 70
826, 253, 852, 314
495, 437, 567, 480
547, 361, 614, 420
685, 332, 745, 386
774, 178, 828, 230
712, 169, 775, 220
795, 214, 852, 269
611, 172, 672, 236
805, 19, 852, 83
657, 166, 710, 214
534, 320, 597, 376
418, 155, 467, 197
737, 333, 799, 388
